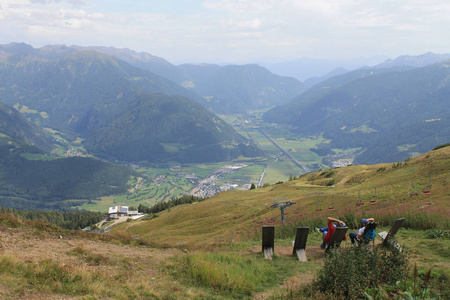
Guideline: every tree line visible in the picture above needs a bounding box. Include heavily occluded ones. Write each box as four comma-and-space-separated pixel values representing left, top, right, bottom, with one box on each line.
138, 195, 204, 214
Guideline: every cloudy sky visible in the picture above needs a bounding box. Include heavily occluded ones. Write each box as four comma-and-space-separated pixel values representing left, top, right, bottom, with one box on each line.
1, 0, 449, 64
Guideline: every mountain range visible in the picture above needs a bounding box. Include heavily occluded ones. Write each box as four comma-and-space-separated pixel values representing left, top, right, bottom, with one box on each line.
76, 45, 306, 114
1, 41, 450, 210
0, 43, 265, 163
0, 43, 304, 114
264, 60, 450, 163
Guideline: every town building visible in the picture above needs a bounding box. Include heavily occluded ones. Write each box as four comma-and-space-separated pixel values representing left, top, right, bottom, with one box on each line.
107, 205, 139, 219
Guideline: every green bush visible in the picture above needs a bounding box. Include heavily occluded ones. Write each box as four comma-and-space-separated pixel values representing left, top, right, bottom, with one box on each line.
341, 212, 358, 229
314, 245, 408, 299
426, 229, 450, 239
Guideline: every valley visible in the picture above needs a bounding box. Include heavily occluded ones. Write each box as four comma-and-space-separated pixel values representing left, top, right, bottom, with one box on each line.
78, 111, 360, 212
0, 43, 449, 214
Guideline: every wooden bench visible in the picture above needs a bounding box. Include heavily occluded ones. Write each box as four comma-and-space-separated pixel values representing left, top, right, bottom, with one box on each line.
378, 217, 405, 251
292, 227, 309, 261
325, 226, 348, 253
262, 225, 275, 259
360, 222, 378, 245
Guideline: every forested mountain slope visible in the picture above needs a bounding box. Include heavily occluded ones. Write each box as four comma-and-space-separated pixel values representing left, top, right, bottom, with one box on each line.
83, 93, 263, 163
0, 135, 134, 210
0, 44, 262, 163
175, 63, 305, 114
264, 61, 450, 163
0, 100, 55, 153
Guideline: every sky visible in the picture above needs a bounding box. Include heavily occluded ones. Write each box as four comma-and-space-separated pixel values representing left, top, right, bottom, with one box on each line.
1, 0, 450, 65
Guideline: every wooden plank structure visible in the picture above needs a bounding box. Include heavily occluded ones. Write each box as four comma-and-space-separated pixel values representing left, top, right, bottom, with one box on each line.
325, 226, 348, 253
262, 225, 275, 259
378, 217, 406, 251
292, 227, 309, 261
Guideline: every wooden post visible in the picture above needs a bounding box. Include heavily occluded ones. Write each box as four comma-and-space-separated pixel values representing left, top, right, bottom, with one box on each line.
292, 227, 309, 261
262, 225, 275, 259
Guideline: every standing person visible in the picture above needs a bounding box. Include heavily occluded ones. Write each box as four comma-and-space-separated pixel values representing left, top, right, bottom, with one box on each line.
315, 217, 346, 249
349, 218, 375, 245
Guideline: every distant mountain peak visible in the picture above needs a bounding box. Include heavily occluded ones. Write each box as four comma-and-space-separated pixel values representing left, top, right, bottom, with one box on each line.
375, 52, 450, 69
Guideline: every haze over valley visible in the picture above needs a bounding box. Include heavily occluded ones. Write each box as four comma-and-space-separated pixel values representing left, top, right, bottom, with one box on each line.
1, 42, 450, 211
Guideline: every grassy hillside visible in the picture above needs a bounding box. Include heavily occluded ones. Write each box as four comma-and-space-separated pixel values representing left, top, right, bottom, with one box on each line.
0, 146, 448, 299
118, 145, 450, 246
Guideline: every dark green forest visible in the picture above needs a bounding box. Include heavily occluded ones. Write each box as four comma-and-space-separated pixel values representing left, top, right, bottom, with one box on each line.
0, 137, 134, 210
138, 195, 204, 215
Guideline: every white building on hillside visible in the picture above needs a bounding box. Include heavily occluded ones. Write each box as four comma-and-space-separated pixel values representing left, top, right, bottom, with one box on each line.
108, 205, 140, 219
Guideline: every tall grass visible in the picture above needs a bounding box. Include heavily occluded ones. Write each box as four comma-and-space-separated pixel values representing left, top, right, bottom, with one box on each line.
170, 253, 290, 298
0, 255, 107, 296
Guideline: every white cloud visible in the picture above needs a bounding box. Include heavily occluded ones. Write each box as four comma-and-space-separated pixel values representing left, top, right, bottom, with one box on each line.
0, 0, 449, 63
29, 0, 86, 6
230, 18, 261, 29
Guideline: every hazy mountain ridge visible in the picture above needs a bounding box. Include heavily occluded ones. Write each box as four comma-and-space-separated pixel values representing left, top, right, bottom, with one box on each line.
373, 52, 450, 69
176, 63, 305, 114
0, 48, 206, 131
264, 60, 450, 163
22, 43, 305, 113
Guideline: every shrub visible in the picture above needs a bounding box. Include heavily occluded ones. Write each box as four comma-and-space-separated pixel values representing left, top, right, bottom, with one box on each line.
341, 212, 358, 229
314, 245, 408, 299
0, 213, 22, 227
426, 229, 450, 239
